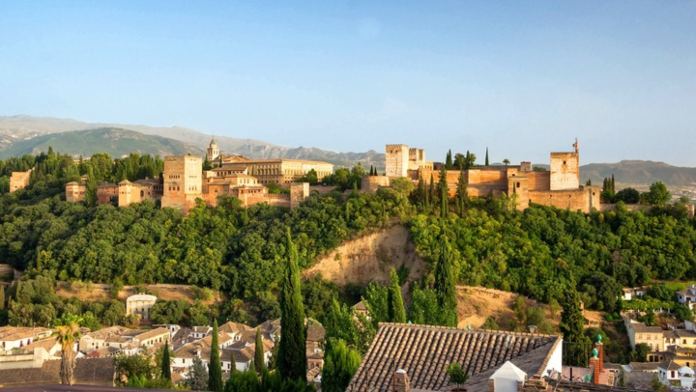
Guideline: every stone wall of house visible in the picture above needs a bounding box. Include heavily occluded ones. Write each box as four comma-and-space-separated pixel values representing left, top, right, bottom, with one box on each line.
9, 170, 31, 193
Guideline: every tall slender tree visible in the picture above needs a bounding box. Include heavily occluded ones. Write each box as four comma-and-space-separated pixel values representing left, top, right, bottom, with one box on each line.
254, 329, 265, 374
560, 289, 591, 366
439, 166, 449, 218
455, 169, 468, 216
208, 320, 223, 392
485, 147, 489, 166
445, 149, 453, 169
161, 341, 172, 382
428, 174, 436, 210
387, 268, 406, 323
434, 235, 458, 326
277, 229, 307, 381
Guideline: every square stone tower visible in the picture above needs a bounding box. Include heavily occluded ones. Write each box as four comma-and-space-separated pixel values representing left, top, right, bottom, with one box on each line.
550, 140, 580, 191
385, 144, 410, 178
161, 155, 203, 213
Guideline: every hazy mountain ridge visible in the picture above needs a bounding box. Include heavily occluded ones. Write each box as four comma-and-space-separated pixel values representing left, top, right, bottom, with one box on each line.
0, 128, 202, 159
0, 115, 384, 168
581, 160, 696, 188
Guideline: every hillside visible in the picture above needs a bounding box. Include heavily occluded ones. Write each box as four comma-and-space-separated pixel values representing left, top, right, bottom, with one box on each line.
0, 115, 384, 168
581, 160, 696, 188
0, 127, 202, 158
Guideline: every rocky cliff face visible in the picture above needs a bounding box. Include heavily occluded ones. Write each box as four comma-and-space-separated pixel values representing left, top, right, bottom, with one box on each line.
304, 224, 426, 286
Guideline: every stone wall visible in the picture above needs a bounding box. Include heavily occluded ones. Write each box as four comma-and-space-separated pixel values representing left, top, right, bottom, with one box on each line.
161, 155, 203, 213
528, 186, 600, 212
550, 151, 579, 190
65, 182, 86, 202
385, 144, 409, 178
9, 170, 31, 193
361, 176, 390, 193
96, 184, 118, 205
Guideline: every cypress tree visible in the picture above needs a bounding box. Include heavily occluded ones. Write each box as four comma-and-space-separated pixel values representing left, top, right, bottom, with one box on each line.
416, 177, 426, 207
387, 268, 406, 323
455, 169, 468, 216
161, 341, 171, 381
485, 147, 489, 166
277, 229, 307, 381
254, 329, 265, 374
428, 174, 436, 210
439, 166, 449, 218
208, 320, 223, 392
445, 150, 453, 169
434, 235, 458, 326
560, 289, 591, 366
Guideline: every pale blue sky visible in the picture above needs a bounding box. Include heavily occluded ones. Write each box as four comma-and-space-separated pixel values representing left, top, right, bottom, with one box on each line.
1, 1, 695, 165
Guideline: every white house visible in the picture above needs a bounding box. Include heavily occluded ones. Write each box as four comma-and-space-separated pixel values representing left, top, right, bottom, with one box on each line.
489, 361, 528, 392
677, 286, 696, 310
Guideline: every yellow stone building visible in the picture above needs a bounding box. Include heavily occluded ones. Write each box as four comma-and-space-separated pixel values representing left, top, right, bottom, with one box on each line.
217, 157, 334, 185
9, 170, 31, 193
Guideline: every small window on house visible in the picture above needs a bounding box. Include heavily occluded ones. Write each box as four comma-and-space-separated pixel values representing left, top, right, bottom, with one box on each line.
563, 160, 567, 165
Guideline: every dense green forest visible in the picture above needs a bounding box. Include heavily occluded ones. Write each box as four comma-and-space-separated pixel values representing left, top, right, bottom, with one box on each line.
1, 151, 695, 332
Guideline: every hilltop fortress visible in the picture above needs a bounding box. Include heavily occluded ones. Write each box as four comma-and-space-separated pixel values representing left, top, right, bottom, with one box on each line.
377, 139, 600, 213
58, 138, 601, 213
64, 139, 333, 213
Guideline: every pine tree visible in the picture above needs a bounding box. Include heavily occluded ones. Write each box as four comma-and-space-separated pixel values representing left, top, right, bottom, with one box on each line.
560, 289, 591, 366
254, 329, 265, 374
445, 150, 453, 169
387, 268, 406, 323
434, 235, 458, 326
455, 169, 468, 216
439, 166, 449, 218
277, 229, 307, 381
208, 320, 223, 392
161, 341, 172, 381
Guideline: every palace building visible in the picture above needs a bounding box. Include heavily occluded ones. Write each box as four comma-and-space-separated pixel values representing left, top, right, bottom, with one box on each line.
390, 140, 600, 213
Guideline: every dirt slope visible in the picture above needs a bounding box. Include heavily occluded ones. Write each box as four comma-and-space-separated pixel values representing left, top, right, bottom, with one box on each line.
304, 225, 427, 286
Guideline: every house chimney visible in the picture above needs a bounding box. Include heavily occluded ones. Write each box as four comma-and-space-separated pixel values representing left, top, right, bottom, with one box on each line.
391, 369, 411, 392
589, 356, 600, 385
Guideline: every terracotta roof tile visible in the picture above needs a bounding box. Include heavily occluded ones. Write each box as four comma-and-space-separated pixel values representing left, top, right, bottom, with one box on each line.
347, 323, 560, 392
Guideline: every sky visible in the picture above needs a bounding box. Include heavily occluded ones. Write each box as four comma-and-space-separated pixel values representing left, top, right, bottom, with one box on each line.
1, 1, 695, 165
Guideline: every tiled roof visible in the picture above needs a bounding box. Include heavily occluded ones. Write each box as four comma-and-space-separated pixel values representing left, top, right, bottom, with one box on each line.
0, 326, 52, 342
0, 358, 114, 387
134, 327, 169, 342
628, 362, 660, 372
347, 323, 560, 392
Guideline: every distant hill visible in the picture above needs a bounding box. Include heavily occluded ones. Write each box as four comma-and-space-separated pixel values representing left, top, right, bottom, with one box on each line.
581, 160, 696, 188
0, 128, 202, 159
0, 115, 384, 168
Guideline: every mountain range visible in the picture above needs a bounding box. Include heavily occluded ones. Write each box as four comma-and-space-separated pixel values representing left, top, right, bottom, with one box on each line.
0, 115, 383, 169
1, 115, 695, 192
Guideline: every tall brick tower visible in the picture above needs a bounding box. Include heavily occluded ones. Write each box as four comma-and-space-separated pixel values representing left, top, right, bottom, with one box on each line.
550, 139, 580, 190
161, 155, 203, 213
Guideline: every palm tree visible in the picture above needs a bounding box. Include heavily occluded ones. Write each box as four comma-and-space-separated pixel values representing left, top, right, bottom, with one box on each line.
55, 321, 81, 385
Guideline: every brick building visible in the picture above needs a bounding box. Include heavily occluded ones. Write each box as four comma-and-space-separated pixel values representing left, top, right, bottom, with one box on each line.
9, 170, 31, 193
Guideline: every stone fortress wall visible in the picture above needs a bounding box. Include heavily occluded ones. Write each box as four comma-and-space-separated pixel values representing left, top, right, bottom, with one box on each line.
390, 140, 601, 213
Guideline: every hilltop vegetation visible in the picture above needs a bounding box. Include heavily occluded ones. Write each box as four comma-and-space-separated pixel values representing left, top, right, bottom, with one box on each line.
0, 128, 200, 159
0, 149, 695, 335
